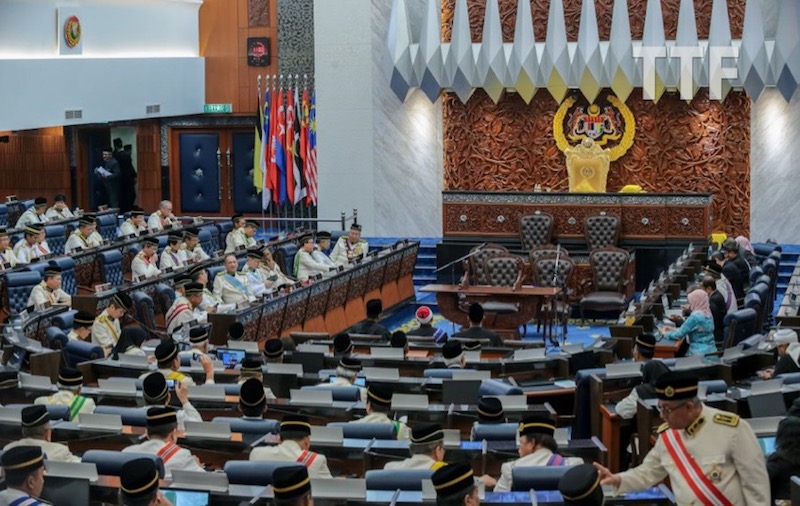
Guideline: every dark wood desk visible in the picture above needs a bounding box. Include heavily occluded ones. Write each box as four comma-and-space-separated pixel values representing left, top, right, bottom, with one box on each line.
420, 284, 560, 339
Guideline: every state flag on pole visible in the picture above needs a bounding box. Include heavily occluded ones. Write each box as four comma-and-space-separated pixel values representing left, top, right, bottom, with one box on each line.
292, 84, 307, 205
285, 87, 296, 204
305, 90, 318, 206
253, 88, 264, 193
259, 87, 271, 209
273, 90, 288, 205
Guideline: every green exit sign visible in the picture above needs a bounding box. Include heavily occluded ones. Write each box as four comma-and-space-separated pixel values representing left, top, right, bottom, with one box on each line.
204, 103, 233, 114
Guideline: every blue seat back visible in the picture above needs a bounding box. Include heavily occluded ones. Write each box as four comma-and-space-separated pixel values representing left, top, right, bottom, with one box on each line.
365, 469, 434, 491
52, 309, 77, 331
22, 200, 34, 210
698, 379, 728, 394
472, 423, 518, 441
6, 404, 70, 422
0, 205, 8, 227
511, 466, 572, 492
154, 283, 175, 316
198, 227, 215, 255
64, 339, 105, 368
211, 417, 279, 435
128, 243, 142, 257
723, 308, 758, 347
223, 461, 301, 486
217, 222, 233, 249
423, 369, 455, 379
479, 379, 524, 397
237, 257, 247, 270
744, 292, 761, 312
99, 250, 124, 286
82, 450, 164, 478
274, 243, 298, 278
43, 225, 67, 256
94, 406, 149, 426
327, 422, 397, 440
96, 213, 119, 241
53, 256, 77, 295
749, 267, 764, 285
777, 372, 800, 384
6, 271, 42, 314
131, 291, 156, 330
207, 265, 225, 286
302, 385, 361, 402
46, 326, 68, 350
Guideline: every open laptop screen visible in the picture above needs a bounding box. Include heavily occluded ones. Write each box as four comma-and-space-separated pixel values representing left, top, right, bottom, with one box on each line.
216, 348, 246, 368
162, 489, 210, 506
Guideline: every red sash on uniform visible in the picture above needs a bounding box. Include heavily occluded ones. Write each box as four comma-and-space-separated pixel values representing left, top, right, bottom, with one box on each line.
296, 450, 317, 468
157, 442, 182, 464
166, 303, 190, 327
661, 429, 733, 506
546, 454, 566, 466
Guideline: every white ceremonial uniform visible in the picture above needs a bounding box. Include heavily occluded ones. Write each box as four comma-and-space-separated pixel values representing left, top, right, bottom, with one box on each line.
92, 309, 121, 348
131, 252, 161, 280
213, 270, 252, 305
156, 368, 197, 386
250, 439, 333, 478
147, 211, 173, 231
144, 403, 202, 432
385, 454, 444, 470
241, 266, 269, 298
494, 448, 583, 492
615, 389, 642, 420
329, 236, 369, 266
717, 277, 738, 314
165, 296, 207, 335
27, 282, 71, 307
3, 438, 80, 464
13, 240, 44, 265
34, 390, 96, 424
0, 487, 50, 506
312, 247, 336, 267
0, 248, 18, 269
45, 206, 74, 221
184, 244, 210, 263
615, 405, 770, 506
64, 231, 92, 253
259, 263, 292, 286
351, 412, 409, 440
159, 246, 185, 270
122, 439, 204, 479
86, 231, 103, 247
15, 209, 48, 229
295, 250, 329, 281
123, 346, 146, 356
119, 219, 147, 238
67, 330, 82, 341
224, 228, 255, 253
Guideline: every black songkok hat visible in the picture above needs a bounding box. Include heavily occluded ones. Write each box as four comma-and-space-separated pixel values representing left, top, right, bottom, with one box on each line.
21, 405, 49, 428
280, 415, 311, 437
146, 406, 177, 427
239, 377, 266, 407
58, 367, 83, 388
333, 333, 353, 354
558, 464, 604, 506
477, 397, 504, 423
120, 458, 160, 498
272, 465, 311, 500
154, 340, 178, 366
228, 322, 245, 340
442, 340, 463, 360
367, 384, 392, 409
655, 371, 699, 401
264, 339, 284, 358
1, 446, 44, 481
410, 422, 444, 444
73, 311, 95, 328
518, 415, 556, 438
432, 463, 474, 499
142, 373, 169, 403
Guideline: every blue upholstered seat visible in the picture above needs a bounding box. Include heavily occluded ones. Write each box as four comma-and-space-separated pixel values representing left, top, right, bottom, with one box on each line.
511, 466, 572, 492
82, 450, 164, 478
6, 404, 70, 422
217, 221, 233, 249
64, 340, 105, 368
95, 213, 119, 242
211, 417, 279, 435
45, 326, 68, 350
479, 379, 523, 397
723, 308, 759, 348
52, 309, 77, 331
93, 406, 149, 426
0, 205, 8, 227
53, 256, 77, 295
198, 226, 216, 254
6, 270, 41, 314
43, 225, 66, 256
223, 461, 301, 486
99, 250, 124, 286
365, 469, 434, 491
472, 423, 518, 441
327, 422, 397, 440
131, 291, 156, 330
154, 283, 175, 316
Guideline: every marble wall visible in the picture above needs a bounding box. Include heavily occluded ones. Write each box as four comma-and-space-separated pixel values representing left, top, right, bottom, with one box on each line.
278, 0, 314, 78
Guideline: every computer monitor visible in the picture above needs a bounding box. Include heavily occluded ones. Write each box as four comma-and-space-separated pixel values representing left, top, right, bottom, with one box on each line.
747, 392, 787, 418
442, 379, 481, 406
758, 436, 777, 456
161, 488, 210, 506
328, 375, 366, 387
40, 476, 90, 506
291, 351, 325, 373
216, 348, 246, 368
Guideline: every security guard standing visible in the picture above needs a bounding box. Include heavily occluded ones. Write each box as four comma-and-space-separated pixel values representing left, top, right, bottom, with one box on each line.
249, 415, 333, 478
595, 371, 770, 505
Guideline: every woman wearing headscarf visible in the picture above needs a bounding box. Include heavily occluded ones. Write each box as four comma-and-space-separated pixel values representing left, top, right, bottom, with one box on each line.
735, 235, 757, 268
112, 326, 148, 359
661, 289, 716, 355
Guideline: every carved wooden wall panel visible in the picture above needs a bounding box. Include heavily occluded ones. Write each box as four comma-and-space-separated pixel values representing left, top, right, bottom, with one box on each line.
441, 0, 745, 43
441, 1, 750, 237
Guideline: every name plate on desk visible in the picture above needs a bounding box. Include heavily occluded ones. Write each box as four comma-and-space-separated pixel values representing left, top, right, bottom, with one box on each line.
184, 421, 231, 440
310, 426, 343, 445
188, 385, 226, 402
79, 413, 122, 432
391, 394, 429, 411
672, 355, 704, 370
513, 348, 546, 361
363, 367, 400, 381
290, 389, 333, 406
605, 362, 642, 378
311, 478, 365, 499
170, 470, 229, 492
267, 363, 303, 377
451, 370, 490, 380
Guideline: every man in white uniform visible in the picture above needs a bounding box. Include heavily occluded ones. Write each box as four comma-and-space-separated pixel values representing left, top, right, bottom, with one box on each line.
148, 200, 176, 231
14, 224, 46, 264
349, 383, 409, 439
312, 231, 336, 267
91, 292, 132, 353
122, 407, 206, 479
33, 367, 96, 423
493, 415, 583, 492
225, 219, 258, 253
149, 340, 214, 386
44, 194, 74, 221
15, 197, 49, 228
294, 234, 330, 281
224, 214, 246, 253
68, 311, 95, 341
0, 446, 47, 506
241, 249, 270, 298
385, 423, 447, 470
213, 254, 252, 305
3, 405, 80, 463
329, 223, 368, 266
614, 333, 669, 419
119, 458, 173, 506
27, 263, 71, 307
142, 372, 202, 431
182, 227, 209, 263
166, 281, 208, 336
159, 232, 185, 271
64, 214, 97, 253
432, 464, 481, 506
0, 228, 18, 269
118, 206, 147, 238
131, 237, 161, 280
595, 371, 770, 506
249, 415, 333, 478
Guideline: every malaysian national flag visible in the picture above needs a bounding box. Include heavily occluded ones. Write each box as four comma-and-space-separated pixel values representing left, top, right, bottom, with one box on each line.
304, 89, 318, 206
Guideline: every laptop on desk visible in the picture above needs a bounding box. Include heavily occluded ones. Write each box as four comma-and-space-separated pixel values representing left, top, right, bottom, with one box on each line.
747, 392, 787, 418
161, 489, 210, 506
216, 348, 246, 368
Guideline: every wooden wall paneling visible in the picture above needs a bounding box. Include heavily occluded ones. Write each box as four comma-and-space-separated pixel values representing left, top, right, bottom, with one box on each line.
0, 128, 69, 200
135, 121, 163, 212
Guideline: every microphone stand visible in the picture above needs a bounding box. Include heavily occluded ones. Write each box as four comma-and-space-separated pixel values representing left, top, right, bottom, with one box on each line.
434, 243, 488, 334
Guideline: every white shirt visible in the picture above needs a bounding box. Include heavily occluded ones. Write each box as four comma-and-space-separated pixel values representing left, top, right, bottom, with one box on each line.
119, 219, 147, 238
13, 239, 46, 264
132, 252, 161, 280
0, 248, 19, 268
33, 390, 96, 424
27, 281, 71, 307
295, 250, 329, 281
250, 439, 333, 478
122, 439, 205, 479
45, 206, 74, 221
241, 265, 269, 298
224, 228, 255, 254
4, 438, 80, 463
213, 270, 252, 305
92, 309, 120, 348
15, 209, 48, 228
494, 448, 583, 492
65, 230, 92, 253
159, 246, 185, 271
329, 236, 369, 266
148, 211, 174, 231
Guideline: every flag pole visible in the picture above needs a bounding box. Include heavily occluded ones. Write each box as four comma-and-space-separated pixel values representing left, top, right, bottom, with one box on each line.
258, 74, 264, 234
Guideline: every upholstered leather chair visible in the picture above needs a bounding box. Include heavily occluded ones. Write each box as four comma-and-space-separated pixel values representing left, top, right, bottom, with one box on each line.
154, 283, 176, 317
479, 379, 523, 396
64, 340, 105, 368
131, 291, 157, 331
472, 423, 518, 441
6, 404, 70, 422
43, 225, 66, 255
45, 326, 68, 350
579, 247, 631, 324
463, 244, 509, 286
5, 270, 41, 314
224, 461, 300, 486
584, 214, 621, 250
94, 406, 149, 426
365, 470, 434, 491
217, 221, 234, 249
722, 308, 758, 348
519, 212, 554, 251
95, 213, 119, 242
52, 309, 77, 331
197, 227, 215, 255
529, 245, 569, 264
327, 422, 397, 440
82, 451, 165, 478
53, 256, 77, 295
483, 255, 525, 290
0, 205, 8, 227
511, 466, 571, 492
99, 250, 124, 286
532, 256, 575, 338
274, 243, 298, 278
212, 417, 279, 435
207, 265, 225, 286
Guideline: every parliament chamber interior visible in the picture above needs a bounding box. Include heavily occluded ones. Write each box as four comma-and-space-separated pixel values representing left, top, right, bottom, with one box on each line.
0, 0, 799, 505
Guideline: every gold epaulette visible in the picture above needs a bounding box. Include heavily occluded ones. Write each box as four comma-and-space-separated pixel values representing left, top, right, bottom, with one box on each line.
713, 413, 739, 427
430, 461, 447, 470
657, 422, 669, 433
167, 372, 187, 381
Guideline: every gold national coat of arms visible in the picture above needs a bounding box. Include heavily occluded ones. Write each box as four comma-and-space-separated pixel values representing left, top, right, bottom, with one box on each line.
554, 92, 636, 162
